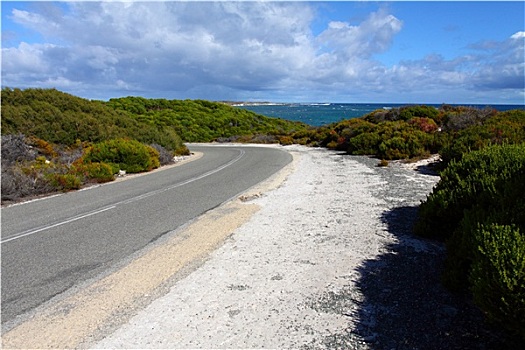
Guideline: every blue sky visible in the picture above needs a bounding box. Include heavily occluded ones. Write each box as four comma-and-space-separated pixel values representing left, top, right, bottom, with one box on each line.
2, 1, 524, 104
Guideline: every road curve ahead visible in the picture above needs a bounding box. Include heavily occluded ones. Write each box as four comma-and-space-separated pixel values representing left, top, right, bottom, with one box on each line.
1, 144, 292, 326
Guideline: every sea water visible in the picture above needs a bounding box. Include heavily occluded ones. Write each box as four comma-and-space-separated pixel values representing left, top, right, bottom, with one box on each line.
235, 103, 524, 127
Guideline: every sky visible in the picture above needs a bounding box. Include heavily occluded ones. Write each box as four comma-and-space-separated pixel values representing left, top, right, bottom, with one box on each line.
1, 1, 524, 104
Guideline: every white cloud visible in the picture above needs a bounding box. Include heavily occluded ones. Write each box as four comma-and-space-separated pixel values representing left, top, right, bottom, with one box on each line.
316, 8, 402, 59
468, 32, 525, 90
12, 9, 56, 30
1, 2, 523, 103
2, 42, 51, 73
511, 31, 525, 40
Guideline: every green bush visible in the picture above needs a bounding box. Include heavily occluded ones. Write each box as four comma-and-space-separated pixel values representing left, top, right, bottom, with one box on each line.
399, 105, 440, 121
83, 138, 160, 174
79, 162, 115, 183
278, 135, 294, 146
440, 110, 525, 165
175, 145, 191, 156
364, 105, 440, 123
414, 143, 525, 339
49, 173, 82, 191
470, 224, 525, 339
414, 143, 525, 240
377, 159, 389, 167
314, 106, 523, 162
347, 131, 382, 155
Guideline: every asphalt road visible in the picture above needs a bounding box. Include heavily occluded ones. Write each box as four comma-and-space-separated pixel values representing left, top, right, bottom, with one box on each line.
1, 144, 292, 325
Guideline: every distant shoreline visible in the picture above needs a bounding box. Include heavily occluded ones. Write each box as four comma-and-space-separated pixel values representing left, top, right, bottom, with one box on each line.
222, 101, 525, 108
221, 101, 288, 107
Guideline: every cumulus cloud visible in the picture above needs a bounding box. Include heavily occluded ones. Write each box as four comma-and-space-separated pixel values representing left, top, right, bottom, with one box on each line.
470, 32, 525, 90
316, 8, 402, 59
1, 2, 523, 102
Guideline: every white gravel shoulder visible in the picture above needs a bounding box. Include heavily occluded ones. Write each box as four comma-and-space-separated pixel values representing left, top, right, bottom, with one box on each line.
92, 145, 439, 349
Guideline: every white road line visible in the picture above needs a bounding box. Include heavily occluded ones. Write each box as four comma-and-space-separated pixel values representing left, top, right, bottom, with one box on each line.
1, 149, 245, 244
0, 206, 116, 244
121, 148, 245, 205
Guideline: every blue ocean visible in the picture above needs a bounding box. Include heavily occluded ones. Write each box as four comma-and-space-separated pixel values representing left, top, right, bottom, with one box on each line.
235, 103, 525, 127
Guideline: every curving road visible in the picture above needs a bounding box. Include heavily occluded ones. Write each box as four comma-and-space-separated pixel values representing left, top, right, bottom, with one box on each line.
1, 144, 292, 325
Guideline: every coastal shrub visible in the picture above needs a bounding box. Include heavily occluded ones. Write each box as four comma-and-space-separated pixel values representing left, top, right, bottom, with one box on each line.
326, 116, 441, 160
470, 223, 525, 339
414, 143, 525, 240
1, 163, 54, 201
442, 106, 497, 132
414, 143, 525, 339
347, 122, 433, 159
326, 140, 339, 150
106, 96, 309, 143
57, 140, 85, 166
408, 117, 439, 133
29, 136, 58, 158
175, 145, 190, 156
146, 145, 161, 169
364, 105, 440, 123
83, 138, 160, 174
319, 105, 523, 163
398, 105, 440, 121
1, 87, 186, 152
378, 136, 411, 159
1, 136, 62, 201
49, 173, 82, 191
278, 136, 294, 146
347, 131, 382, 155
377, 159, 389, 167
73, 161, 115, 183
439, 124, 494, 165
440, 110, 525, 165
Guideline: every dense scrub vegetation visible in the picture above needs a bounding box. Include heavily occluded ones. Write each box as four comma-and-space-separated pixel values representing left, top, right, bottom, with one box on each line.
0, 134, 161, 201
302, 105, 525, 165
106, 96, 308, 143
1, 88, 186, 151
414, 144, 525, 339
82, 138, 160, 174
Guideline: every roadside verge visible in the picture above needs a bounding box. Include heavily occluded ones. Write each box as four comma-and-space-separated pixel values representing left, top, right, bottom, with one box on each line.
1, 145, 297, 349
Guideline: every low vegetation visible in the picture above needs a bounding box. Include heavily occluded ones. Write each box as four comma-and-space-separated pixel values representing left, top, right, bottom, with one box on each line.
299, 104, 525, 165
82, 138, 161, 174
106, 96, 309, 143
414, 144, 525, 339
1, 87, 187, 151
